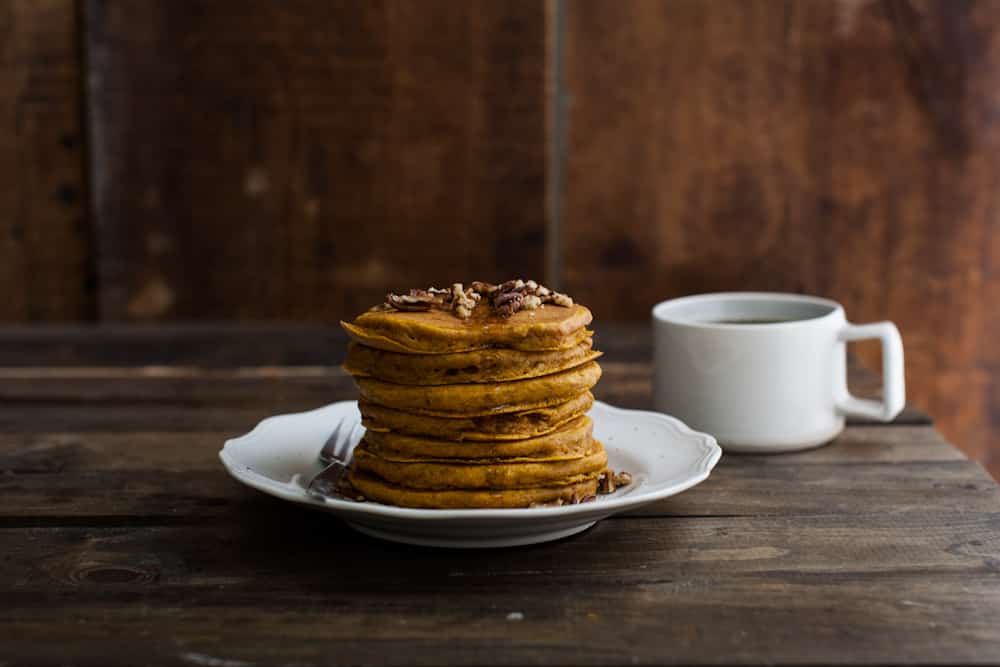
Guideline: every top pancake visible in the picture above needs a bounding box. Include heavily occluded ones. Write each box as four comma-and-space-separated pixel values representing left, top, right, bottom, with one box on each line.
341, 302, 592, 353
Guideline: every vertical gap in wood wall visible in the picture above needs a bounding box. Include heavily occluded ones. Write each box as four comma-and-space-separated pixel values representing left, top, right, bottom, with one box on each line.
74, 0, 98, 321
546, 0, 567, 289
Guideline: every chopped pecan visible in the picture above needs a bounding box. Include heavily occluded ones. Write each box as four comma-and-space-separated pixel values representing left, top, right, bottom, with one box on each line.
495, 291, 524, 316
613, 471, 633, 488
497, 279, 525, 293
597, 471, 613, 494
596, 468, 631, 495
386, 293, 434, 311
381, 279, 573, 317
450, 282, 477, 319
542, 291, 573, 307
469, 281, 496, 295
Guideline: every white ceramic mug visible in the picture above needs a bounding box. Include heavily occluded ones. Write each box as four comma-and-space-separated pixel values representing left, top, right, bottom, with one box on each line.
652, 292, 905, 452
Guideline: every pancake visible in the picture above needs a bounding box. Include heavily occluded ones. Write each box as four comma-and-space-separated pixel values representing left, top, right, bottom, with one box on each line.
348, 470, 599, 509
344, 338, 601, 385
359, 392, 594, 441
363, 415, 593, 461
355, 361, 601, 417
341, 303, 593, 354
350, 440, 608, 490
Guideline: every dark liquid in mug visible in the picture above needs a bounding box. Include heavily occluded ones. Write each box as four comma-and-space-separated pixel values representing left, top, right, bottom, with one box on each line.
706, 318, 796, 325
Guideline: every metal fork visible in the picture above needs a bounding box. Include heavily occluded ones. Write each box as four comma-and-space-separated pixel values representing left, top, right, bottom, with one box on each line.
306, 418, 365, 500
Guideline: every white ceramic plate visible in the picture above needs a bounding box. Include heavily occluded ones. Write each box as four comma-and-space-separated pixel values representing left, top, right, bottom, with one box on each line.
219, 400, 721, 548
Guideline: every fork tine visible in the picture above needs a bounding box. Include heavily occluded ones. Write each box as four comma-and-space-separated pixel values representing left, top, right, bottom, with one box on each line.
318, 419, 345, 464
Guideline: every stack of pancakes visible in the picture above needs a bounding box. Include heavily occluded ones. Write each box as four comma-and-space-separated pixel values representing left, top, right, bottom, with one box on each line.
340, 283, 607, 508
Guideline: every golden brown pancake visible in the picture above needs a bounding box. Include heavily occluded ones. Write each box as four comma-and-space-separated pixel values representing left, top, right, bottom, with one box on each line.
344, 339, 600, 385
351, 441, 607, 490
355, 361, 601, 416
341, 303, 593, 354
348, 471, 599, 509
359, 392, 594, 441
363, 415, 593, 461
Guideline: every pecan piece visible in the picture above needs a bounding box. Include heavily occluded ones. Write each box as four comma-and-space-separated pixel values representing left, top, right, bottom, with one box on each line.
613, 471, 633, 488
386, 293, 434, 311
469, 281, 496, 295
495, 291, 524, 316
450, 282, 477, 319
548, 292, 573, 307
497, 279, 525, 293
597, 471, 613, 494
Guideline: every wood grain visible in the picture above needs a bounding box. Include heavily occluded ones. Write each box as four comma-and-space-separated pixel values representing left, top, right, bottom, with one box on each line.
3, 513, 997, 587
560, 0, 1000, 468
1, 516, 998, 665
0, 326, 997, 665
0, 424, 963, 478
84, 0, 547, 322
3, 571, 999, 667
0, 323, 346, 366
0, 0, 91, 321
3, 461, 995, 522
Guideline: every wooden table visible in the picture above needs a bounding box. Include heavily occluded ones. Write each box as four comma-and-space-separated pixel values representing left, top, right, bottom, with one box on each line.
2, 323, 998, 666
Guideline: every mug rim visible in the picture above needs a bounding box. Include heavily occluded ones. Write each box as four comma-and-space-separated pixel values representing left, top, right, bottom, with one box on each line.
651, 292, 844, 330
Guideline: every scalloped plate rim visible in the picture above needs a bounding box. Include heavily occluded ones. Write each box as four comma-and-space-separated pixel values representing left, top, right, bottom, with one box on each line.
219, 400, 721, 523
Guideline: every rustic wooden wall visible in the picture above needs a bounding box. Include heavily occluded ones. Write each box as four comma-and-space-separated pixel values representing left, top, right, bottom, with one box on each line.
84, 0, 548, 321
0, 0, 91, 321
0, 0, 996, 474
561, 0, 1000, 475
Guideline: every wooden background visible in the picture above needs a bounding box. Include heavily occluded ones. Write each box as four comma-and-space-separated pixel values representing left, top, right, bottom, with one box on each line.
1, 0, 997, 477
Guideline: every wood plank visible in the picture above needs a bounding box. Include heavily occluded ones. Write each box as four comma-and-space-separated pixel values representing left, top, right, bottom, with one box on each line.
1, 461, 995, 523
560, 0, 998, 474
637, 459, 999, 518
0, 426, 963, 478
0, 324, 347, 366
0, 367, 356, 403
1, 512, 997, 588
733, 424, 964, 463
0, 0, 91, 322
0, 514, 998, 665
84, 0, 547, 323
0, 403, 287, 433
2, 570, 999, 666
0, 431, 234, 473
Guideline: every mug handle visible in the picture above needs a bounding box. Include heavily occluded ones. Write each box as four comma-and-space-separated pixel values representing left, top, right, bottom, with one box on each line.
835, 322, 906, 421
